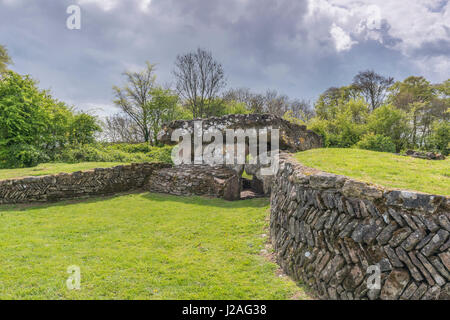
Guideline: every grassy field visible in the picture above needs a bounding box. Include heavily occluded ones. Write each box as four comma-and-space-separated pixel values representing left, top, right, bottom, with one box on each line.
0, 193, 306, 300
0, 162, 126, 181
295, 148, 450, 196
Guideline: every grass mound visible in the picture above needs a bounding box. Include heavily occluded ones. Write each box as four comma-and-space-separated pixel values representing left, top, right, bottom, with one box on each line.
295, 148, 449, 195
0, 162, 125, 181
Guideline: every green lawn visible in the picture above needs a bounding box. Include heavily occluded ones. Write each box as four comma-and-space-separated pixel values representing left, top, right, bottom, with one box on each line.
295, 148, 450, 196
0, 193, 306, 300
0, 162, 126, 181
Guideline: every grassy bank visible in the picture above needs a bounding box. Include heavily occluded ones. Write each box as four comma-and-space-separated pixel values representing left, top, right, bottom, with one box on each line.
0, 162, 126, 181
295, 148, 449, 196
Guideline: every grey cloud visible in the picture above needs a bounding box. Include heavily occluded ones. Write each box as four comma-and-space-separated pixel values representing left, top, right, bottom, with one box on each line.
412, 39, 450, 57
0, 0, 446, 117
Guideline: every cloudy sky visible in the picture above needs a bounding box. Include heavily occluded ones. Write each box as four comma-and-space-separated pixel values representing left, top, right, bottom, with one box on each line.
1, 0, 449, 116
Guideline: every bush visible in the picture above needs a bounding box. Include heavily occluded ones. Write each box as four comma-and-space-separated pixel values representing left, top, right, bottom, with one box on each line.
56, 143, 173, 164
0, 71, 101, 168
366, 104, 408, 152
107, 143, 154, 154
355, 133, 396, 153
0, 144, 50, 168
146, 145, 173, 163
427, 121, 449, 156
308, 99, 368, 148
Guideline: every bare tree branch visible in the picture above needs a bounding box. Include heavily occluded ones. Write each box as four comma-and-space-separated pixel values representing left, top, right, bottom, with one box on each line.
173, 48, 226, 118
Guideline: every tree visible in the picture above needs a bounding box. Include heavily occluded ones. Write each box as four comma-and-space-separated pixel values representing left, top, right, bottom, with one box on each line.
262, 90, 291, 116
0, 71, 100, 168
427, 120, 449, 155
113, 62, 157, 143
223, 87, 313, 120
308, 99, 369, 148
104, 114, 143, 143
223, 87, 253, 106
432, 79, 450, 122
388, 76, 437, 148
147, 87, 180, 144
366, 104, 409, 152
173, 48, 226, 118
222, 87, 257, 112
315, 86, 360, 120
389, 76, 434, 109
247, 93, 266, 113
352, 70, 394, 111
69, 112, 102, 145
289, 99, 314, 122
113, 62, 184, 144
0, 45, 12, 73
0, 72, 49, 167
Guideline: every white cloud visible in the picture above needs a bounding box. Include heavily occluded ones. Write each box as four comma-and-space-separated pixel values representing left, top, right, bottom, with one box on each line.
139, 0, 152, 12
307, 0, 450, 78
308, 0, 450, 52
77, 0, 119, 11
414, 55, 450, 82
76, 0, 152, 12
330, 23, 357, 52
1, 0, 22, 6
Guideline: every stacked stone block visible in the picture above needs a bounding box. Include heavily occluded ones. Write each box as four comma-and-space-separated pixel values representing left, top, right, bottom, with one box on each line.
0, 163, 170, 204
145, 165, 241, 201
270, 154, 450, 300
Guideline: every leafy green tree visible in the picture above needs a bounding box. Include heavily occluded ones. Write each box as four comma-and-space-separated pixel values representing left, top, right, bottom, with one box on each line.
314, 86, 361, 120
283, 110, 306, 126
366, 104, 409, 152
69, 113, 102, 145
222, 100, 250, 115
0, 71, 100, 168
201, 98, 251, 117
113, 62, 158, 143
147, 87, 180, 145
352, 70, 394, 111
388, 76, 438, 148
427, 121, 449, 155
43, 101, 73, 154
0, 72, 50, 167
308, 99, 369, 147
311, 74, 447, 154
432, 79, 450, 123
0, 44, 12, 73
389, 76, 434, 108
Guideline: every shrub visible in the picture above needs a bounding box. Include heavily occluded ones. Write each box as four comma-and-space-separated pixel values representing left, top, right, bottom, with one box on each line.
427, 121, 449, 156
146, 145, 173, 163
366, 104, 408, 152
107, 143, 154, 154
0, 71, 101, 168
56, 143, 173, 164
356, 133, 396, 153
308, 99, 368, 148
283, 110, 306, 126
0, 144, 49, 168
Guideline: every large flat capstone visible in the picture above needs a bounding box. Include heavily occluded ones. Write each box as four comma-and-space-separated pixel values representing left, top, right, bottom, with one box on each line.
157, 113, 323, 152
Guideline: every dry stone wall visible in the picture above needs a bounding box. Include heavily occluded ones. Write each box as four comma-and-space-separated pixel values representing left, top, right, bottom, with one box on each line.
270, 154, 450, 300
145, 165, 241, 201
0, 163, 241, 205
0, 163, 171, 205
